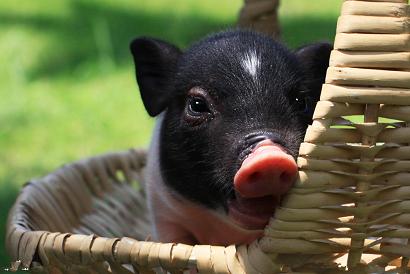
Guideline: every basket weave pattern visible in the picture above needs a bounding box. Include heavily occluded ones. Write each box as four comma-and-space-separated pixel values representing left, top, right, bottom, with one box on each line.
6, 149, 153, 273
6, 0, 410, 273
258, 0, 410, 272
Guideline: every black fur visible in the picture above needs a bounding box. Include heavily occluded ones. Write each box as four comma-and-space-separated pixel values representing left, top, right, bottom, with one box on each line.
130, 38, 182, 116
130, 30, 331, 210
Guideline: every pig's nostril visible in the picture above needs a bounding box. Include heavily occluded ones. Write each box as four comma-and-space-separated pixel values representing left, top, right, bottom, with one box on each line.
280, 172, 292, 185
244, 132, 284, 149
247, 135, 268, 147
249, 172, 261, 182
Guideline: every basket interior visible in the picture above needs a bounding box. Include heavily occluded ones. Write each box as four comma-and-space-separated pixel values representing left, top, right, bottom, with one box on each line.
7, 149, 152, 272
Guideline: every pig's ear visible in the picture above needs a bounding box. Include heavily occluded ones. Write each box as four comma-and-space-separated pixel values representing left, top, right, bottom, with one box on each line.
130, 37, 182, 117
296, 42, 332, 100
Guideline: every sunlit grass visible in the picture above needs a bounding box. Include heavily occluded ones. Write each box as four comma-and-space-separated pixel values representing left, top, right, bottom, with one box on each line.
0, 0, 341, 269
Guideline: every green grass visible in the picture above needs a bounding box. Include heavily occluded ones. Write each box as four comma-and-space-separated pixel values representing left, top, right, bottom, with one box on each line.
0, 0, 341, 271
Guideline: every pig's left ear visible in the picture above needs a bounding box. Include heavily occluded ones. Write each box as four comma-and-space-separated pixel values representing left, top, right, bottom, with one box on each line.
130, 37, 182, 117
295, 42, 332, 100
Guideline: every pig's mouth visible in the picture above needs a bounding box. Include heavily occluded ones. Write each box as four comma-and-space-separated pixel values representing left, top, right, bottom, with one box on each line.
228, 139, 298, 230
227, 195, 279, 230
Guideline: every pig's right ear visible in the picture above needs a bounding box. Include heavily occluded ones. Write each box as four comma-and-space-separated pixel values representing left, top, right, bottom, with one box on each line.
130, 37, 182, 117
295, 42, 332, 102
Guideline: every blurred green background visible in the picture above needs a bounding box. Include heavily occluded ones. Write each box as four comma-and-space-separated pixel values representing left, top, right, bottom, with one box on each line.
0, 0, 341, 271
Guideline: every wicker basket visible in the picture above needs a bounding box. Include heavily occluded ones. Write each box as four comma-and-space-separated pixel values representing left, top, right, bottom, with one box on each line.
238, 0, 281, 39
6, 0, 410, 273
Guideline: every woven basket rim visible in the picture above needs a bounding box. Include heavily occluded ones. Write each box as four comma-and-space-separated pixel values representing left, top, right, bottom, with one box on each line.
6, 148, 264, 273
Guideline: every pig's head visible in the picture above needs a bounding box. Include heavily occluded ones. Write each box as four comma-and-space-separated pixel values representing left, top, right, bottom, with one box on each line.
131, 30, 331, 238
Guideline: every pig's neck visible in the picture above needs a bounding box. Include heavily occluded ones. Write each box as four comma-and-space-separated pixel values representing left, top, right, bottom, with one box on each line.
144, 114, 262, 245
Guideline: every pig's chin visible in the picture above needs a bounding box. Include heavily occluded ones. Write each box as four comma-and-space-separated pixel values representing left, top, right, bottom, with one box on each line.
227, 195, 278, 230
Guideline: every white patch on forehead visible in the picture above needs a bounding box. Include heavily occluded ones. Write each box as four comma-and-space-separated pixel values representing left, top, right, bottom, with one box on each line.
241, 50, 260, 79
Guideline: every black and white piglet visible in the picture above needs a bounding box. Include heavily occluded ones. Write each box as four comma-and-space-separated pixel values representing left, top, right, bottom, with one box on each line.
130, 30, 331, 246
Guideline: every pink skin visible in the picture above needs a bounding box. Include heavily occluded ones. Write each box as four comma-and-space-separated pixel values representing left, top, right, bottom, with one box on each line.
149, 186, 262, 245
234, 140, 298, 198
146, 125, 298, 245
230, 140, 298, 230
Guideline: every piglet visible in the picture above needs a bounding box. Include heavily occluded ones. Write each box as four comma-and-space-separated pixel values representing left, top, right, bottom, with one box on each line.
130, 30, 331, 246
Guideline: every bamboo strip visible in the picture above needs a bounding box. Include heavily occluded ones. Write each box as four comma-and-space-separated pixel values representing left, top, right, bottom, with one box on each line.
304, 126, 362, 143
274, 208, 350, 222
305, 126, 410, 144
283, 192, 351, 209
375, 161, 410, 171
341, 1, 409, 17
347, 104, 379, 268
330, 50, 410, 69
380, 105, 410, 121
375, 229, 410, 238
300, 143, 410, 160
266, 225, 410, 241
379, 146, 410, 159
313, 101, 364, 119
298, 158, 364, 172
270, 214, 400, 232
263, 238, 367, 255
379, 127, 410, 143
296, 170, 356, 188
369, 200, 410, 215
320, 84, 410, 105
326, 67, 410, 89
337, 15, 410, 34
246, 242, 280, 274
209, 246, 230, 273
334, 33, 410, 51
299, 143, 358, 159
265, 230, 349, 240
380, 173, 410, 186
299, 158, 410, 173
225, 245, 247, 274
346, 0, 408, 3
260, 237, 347, 255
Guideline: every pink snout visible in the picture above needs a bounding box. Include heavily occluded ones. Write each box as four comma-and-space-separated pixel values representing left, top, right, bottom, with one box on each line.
233, 140, 298, 198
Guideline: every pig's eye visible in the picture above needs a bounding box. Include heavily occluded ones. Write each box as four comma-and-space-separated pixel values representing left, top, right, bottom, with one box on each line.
295, 95, 311, 114
184, 87, 214, 124
188, 97, 210, 114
